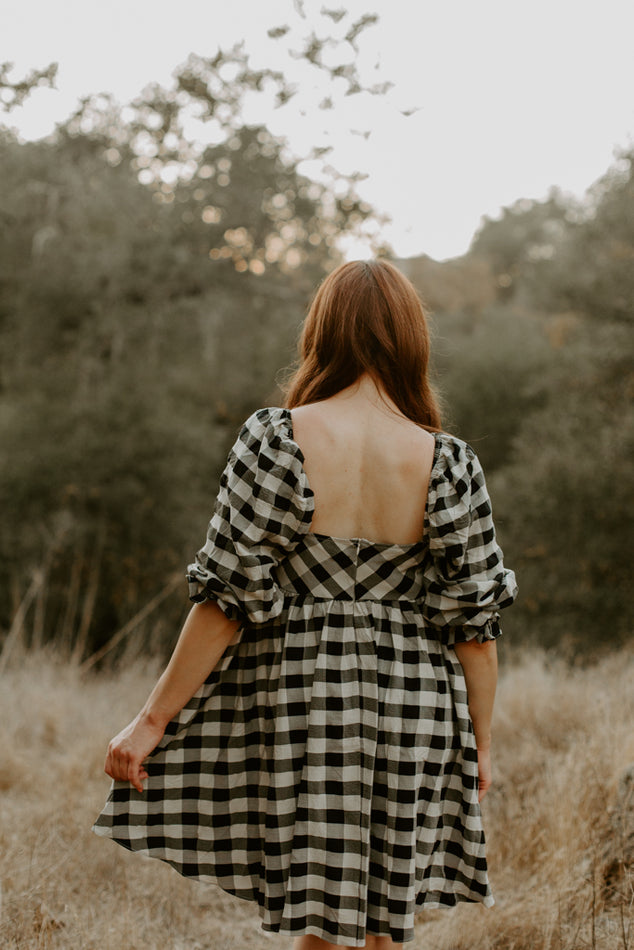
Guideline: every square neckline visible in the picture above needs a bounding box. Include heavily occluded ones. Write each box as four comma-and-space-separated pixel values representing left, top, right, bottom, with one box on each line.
281, 406, 445, 551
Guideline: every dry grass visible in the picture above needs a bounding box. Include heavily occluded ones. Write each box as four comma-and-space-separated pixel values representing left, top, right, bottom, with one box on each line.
0, 644, 632, 949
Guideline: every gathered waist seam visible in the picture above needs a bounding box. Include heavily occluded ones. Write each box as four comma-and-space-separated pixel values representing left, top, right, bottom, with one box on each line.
277, 590, 421, 607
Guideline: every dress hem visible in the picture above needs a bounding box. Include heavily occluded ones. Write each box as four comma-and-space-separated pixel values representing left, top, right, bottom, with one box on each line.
91, 823, 495, 946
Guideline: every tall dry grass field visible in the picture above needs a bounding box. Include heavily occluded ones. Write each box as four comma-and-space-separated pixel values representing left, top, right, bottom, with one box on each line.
0, 645, 632, 949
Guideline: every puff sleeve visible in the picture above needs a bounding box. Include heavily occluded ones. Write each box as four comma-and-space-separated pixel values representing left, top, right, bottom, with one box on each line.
422, 434, 518, 645
186, 407, 314, 625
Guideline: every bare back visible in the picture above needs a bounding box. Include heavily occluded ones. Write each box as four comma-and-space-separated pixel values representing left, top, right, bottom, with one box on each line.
290, 378, 437, 545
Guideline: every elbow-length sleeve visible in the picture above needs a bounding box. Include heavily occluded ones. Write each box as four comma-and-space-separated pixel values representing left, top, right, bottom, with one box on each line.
422, 434, 518, 646
186, 407, 314, 626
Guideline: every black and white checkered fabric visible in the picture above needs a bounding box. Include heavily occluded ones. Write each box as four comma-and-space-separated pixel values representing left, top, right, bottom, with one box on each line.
93, 407, 518, 948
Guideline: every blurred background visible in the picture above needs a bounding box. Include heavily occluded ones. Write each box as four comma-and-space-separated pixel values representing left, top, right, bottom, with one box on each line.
1, 0, 633, 664
2, 5, 634, 948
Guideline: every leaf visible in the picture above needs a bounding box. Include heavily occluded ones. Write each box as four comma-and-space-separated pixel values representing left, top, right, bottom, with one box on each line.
367, 81, 394, 96
320, 6, 346, 22
345, 14, 379, 49
267, 25, 290, 39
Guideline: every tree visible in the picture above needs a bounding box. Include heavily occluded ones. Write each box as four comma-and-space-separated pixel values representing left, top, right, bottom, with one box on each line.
0, 62, 57, 112
489, 319, 634, 649
542, 149, 634, 322
0, 12, 395, 657
468, 190, 575, 303
426, 147, 633, 650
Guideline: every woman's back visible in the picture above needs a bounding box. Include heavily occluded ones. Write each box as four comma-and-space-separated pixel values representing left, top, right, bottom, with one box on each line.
291, 375, 437, 546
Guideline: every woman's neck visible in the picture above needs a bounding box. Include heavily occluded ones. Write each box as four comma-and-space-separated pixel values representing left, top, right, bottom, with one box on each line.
330, 373, 402, 418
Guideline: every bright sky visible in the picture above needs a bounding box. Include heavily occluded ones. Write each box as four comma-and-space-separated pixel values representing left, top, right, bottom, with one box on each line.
3, 0, 634, 260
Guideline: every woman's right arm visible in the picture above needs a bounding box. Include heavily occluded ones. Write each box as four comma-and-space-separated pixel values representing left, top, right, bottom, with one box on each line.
452, 638, 498, 802
104, 601, 240, 793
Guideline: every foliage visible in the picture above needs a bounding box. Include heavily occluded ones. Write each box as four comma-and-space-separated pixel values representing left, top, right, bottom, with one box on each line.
0, 61, 57, 112
489, 320, 634, 649
468, 189, 574, 303
430, 306, 554, 473
1, 32, 632, 655
424, 148, 634, 652
0, 78, 373, 651
0, 8, 404, 654
542, 148, 634, 322
468, 148, 634, 323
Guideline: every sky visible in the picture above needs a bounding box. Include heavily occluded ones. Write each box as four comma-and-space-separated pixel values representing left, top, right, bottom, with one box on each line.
3, 0, 634, 261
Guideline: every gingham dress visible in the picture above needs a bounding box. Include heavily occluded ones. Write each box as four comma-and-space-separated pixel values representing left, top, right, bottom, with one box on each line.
93, 406, 518, 947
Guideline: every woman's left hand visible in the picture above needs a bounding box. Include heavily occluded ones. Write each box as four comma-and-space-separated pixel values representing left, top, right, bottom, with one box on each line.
104, 713, 166, 793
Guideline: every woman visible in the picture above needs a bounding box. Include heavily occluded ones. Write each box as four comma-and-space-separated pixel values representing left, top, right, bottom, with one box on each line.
93, 259, 518, 950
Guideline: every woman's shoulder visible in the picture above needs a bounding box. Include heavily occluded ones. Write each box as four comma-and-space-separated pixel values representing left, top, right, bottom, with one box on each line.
431, 429, 482, 481
427, 431, 490, 526
234, 406, 294, 447
230, 407, 308, 475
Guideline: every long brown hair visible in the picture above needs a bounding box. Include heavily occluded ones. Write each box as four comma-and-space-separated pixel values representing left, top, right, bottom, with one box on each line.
284, 259, 442, 431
